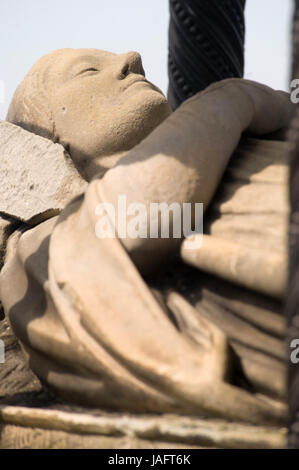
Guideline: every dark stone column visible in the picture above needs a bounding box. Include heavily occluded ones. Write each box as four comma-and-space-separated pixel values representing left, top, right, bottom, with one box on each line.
168, 0, 246, 110
287, 0, 299, 449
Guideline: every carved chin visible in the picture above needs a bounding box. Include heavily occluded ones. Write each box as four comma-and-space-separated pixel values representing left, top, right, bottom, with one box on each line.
106, 96, 171, 150
124, 84, 171, 115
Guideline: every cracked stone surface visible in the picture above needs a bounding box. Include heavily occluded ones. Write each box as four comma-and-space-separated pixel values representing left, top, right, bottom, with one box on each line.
0, 120, 87, 224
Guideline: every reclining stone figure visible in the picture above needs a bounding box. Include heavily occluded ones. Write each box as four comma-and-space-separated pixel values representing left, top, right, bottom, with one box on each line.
0, 48, 293, 426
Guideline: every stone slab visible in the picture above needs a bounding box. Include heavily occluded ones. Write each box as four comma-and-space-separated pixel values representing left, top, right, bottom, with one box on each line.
0, 120, 87, 224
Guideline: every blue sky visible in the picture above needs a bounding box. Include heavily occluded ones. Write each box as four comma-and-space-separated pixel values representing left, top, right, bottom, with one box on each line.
0, 0, 294, 119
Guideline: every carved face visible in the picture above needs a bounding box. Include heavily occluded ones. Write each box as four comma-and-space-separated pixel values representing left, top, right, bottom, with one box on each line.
7, 48, 172, 180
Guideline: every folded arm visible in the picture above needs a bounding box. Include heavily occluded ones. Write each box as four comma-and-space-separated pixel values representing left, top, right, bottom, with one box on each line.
99, 78, 292, 271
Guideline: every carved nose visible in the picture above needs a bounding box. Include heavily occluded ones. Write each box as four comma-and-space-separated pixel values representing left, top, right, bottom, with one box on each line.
117, 51, 145, 79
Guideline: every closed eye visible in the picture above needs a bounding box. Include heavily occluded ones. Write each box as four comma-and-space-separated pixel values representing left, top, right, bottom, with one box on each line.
76, 67, 99, 76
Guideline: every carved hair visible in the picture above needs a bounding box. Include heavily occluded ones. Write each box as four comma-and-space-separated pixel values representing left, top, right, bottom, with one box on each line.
6, 50, 68, 141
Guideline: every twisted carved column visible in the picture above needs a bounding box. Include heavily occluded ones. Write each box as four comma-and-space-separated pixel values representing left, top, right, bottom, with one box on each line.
168, 0, 246, 110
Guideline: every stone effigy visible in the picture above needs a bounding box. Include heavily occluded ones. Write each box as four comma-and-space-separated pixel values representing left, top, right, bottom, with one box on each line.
0, 48, 293, 447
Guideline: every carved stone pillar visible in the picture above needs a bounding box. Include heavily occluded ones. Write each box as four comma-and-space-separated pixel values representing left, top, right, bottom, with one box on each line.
168, 0, 246, 109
